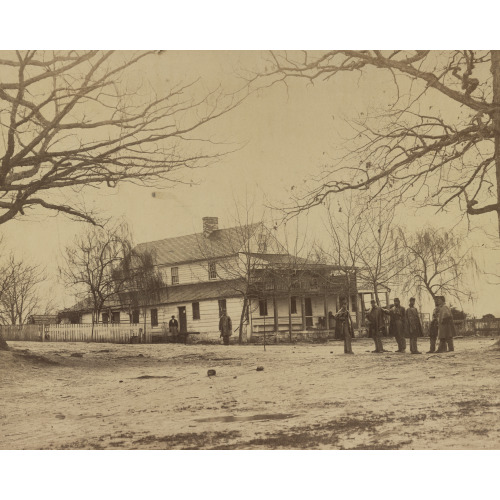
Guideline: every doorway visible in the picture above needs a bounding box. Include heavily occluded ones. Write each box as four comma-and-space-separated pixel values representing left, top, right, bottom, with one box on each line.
178, 306, 187, 334
305, 297, 313, 327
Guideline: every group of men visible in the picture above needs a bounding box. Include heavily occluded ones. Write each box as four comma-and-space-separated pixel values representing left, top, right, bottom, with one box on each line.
364, 295, 456, 355
333, 295, 456, 355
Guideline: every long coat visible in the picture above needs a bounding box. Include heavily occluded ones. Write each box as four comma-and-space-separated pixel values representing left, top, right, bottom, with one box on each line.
388, 305, 407, 338
366, 305, 385, 338
438, 305, 456, 339
219, 315, 232, 337
406, 306, 423, 338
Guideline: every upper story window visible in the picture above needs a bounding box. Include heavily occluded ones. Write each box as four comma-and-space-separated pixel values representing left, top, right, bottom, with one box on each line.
257, 232, 268, 253
208, 262, 217, 280
171, 266, 179, 285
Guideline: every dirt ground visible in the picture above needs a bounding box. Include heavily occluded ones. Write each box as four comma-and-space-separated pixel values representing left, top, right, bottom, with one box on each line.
1, 336, 500, 450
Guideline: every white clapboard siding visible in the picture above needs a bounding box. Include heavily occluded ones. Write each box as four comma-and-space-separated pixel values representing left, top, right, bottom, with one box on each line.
162, 257, 241, 287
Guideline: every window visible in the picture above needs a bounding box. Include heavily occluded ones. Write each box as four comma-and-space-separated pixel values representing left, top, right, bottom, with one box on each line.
310, 278, 319, 289
259, 299, 268, 316
350, 295, 358, 313
291, 296, 297, 314
101, 312, 109, 324
171, 267, 179, 285
192, 302, 200, 320
132, 309, 140, 324
151, 308, 158, 327
111, 311, 120, 324
208, 262, 217, 280
218, 299, 226, 316
257, 232, 268, 253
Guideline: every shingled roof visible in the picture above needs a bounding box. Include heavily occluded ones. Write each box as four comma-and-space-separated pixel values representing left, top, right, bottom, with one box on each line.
134, 223, 263, 266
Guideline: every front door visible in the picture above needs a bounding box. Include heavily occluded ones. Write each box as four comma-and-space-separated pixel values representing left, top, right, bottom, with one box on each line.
178, 306, 187, 334
305, 297, 313, 327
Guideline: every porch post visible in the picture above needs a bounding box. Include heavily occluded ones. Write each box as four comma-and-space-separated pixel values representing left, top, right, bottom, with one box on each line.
356, 294, 361, 328
323, 294, 328, 331
288, 294, 293, 342
301, 295, 306, 330
385, 291, 390, 307
273, 293, 278, 334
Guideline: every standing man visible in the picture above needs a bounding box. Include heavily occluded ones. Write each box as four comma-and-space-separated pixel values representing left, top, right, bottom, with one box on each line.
436, 296, 456, 353
366, 299, 385, 353
389, 298, 407, 353
406, 298, 423, 354
335, 299, 354, 354
169, 315, 179, 342
219, 311, 233, 346
427, 297, 440, 353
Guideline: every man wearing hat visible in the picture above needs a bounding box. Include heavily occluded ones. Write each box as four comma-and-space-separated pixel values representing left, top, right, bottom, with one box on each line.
406, 298, 423, 354
388, 298, 407, 352
436, 296, 456, 353
366, 299, 386, 353
334, 298, 354, 354
169, 315, 179, 342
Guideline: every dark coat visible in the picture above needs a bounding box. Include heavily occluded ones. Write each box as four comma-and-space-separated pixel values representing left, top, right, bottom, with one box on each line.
406, 306, 423, 338
219, 315, 232, 337
366, 305, 385, 338
388, 305, 407, 338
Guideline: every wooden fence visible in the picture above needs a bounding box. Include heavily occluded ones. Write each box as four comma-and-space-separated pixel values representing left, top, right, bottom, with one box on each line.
1, 323, 148, 344
454, 318, 500, 336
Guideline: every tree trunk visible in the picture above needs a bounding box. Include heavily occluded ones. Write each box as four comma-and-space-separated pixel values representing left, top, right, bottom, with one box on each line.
491, 51, 500, 237
238, 296, 248, 344
91, 309, 96, 339
0, 331, 9, 351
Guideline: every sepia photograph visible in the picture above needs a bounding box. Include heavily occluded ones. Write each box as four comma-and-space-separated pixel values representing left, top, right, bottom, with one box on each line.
0, 3, 499, 498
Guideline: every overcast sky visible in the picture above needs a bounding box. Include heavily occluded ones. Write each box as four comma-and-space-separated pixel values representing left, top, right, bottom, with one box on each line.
1, 51, 498, 316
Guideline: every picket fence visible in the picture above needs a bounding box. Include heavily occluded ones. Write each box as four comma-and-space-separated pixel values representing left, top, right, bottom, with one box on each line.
0, 323, 148, 344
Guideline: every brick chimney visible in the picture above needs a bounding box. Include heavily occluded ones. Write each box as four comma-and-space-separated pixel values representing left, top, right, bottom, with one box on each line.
202, 217, 219, 237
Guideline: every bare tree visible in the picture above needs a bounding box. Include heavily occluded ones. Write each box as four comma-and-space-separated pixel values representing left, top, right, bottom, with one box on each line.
59, 221, 132, 336
0, 50, 244, 226
320, 194, 405, 305
0, 254, 46, 325
256, 51, 500, 237
116, 248, 167, 337
0, 238, 12, 349
397, 227, 478, 304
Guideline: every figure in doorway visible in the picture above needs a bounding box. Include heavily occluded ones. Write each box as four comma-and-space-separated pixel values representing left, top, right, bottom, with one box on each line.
169, 315, 179, 342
